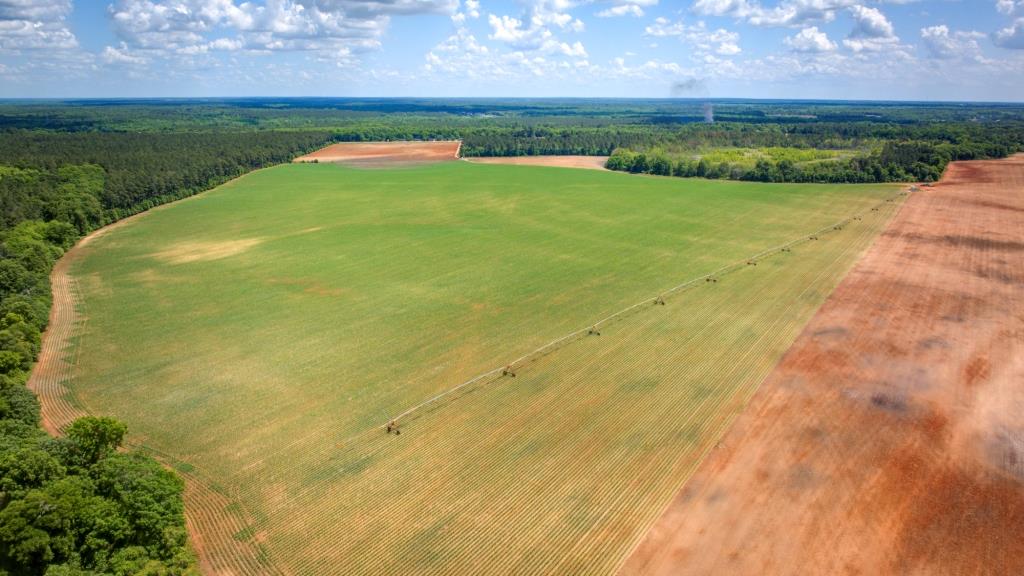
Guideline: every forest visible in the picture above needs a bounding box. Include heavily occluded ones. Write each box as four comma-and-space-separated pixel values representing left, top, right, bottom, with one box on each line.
0, 98, 1022, 574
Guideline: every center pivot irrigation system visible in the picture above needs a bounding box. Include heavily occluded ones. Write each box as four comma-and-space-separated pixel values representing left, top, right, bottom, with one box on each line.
367, 187, 911, 443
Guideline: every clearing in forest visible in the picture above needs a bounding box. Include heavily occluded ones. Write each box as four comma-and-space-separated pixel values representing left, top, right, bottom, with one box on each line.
292, 140, 460, 166
54, 162, 901, 574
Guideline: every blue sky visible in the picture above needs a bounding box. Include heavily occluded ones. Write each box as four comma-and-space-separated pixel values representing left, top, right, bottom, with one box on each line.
1, 0, 1023, 100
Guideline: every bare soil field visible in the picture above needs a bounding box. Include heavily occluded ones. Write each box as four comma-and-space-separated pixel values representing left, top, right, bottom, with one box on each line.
293, 140, 460, 166
466, 155, 609, 170
620, 155, 1024, 575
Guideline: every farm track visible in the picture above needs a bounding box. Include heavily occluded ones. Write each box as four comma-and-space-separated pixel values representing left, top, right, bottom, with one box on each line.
620, 154, 1024, 575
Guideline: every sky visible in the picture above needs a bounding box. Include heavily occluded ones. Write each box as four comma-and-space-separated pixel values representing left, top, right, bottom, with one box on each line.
1, 0, 1023, 100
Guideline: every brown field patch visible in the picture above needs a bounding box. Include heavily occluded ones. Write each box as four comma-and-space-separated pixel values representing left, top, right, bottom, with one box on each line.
466, 155, 609, 170
152, 238, 264, 265
620, 154, 1024, 576
293, 140, 461, 167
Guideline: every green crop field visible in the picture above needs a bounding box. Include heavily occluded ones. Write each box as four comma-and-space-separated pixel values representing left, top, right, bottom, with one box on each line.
62, 162, 901, 574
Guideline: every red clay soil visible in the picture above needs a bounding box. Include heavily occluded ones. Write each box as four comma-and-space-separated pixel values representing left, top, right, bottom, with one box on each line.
293, 140, 461, 166
620, 154, 1024, 576
466, 155, 609, 170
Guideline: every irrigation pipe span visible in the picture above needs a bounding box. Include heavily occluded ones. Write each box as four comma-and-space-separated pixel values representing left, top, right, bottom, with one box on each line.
359, 189, 910, 441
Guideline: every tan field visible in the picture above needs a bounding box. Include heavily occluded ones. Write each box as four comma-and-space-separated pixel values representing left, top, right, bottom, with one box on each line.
293, 140, 461, 166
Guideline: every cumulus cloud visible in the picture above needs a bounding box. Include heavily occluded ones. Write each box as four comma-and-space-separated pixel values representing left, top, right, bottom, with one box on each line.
920, 25, 984, 59
106, 0, 457, 59
997, 0, 1024, 15
784, 26, 837, 52
596, 0, 657, 18
102, 42, 148, 65
0, 0, 77, 51
693, 0, 860, 28
486, 0, 586, 58
425, 26, 594, 81
452, 0, 480, 23
994, 18, 1024, 49
644, 17, 685, 37
843, 5, 900, 52
644, 17, 740, 55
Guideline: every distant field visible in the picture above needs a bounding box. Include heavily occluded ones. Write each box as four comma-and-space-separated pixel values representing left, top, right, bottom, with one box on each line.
293, 140, 460, 166
62, 162, 900, 574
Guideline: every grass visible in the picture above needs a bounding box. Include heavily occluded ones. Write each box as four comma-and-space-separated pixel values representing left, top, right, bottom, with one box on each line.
694, 146, 856, 167
67, 161, 901, 574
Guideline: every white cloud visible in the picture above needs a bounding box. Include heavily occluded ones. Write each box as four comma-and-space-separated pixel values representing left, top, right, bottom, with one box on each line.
107, 0, 457, 59
556, 40, 588, 57
644, 18, 740, 55
694, 0, 860, 28
785, 26, 837, 52
0, 0, 77, 51
597, 4, 643, 17
487, 0, 585, 57
997, 0, 1024, 15
688, 22, 742, 55
0, 0, 72, 21
920, 25, 984, 60
843, 5, 900, 52
644, 17, 685, 37
994, 18, 1024, 49
596, 0, 657, 18
102, 42, 148, 65
452, 0, 480, 23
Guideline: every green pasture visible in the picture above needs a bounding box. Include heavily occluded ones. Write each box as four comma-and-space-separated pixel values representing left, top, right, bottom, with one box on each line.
67, 162, 899, 573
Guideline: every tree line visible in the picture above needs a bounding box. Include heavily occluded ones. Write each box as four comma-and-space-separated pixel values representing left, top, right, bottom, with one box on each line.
605, 137, 1023, 183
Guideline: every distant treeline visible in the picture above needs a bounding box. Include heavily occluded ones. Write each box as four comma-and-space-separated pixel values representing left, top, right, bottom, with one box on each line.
605, 126, 1024, 183
0, 131, 334, 227
0, 129, 336, 574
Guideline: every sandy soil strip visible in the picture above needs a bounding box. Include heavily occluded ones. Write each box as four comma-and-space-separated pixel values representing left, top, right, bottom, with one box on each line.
293, 140, 461, 166
466, 155, 609, 170
28, 213, 145, 435
620, 155, 1024, 575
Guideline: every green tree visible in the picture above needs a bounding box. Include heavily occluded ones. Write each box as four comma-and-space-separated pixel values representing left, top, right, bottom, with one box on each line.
64, 418, 128, 467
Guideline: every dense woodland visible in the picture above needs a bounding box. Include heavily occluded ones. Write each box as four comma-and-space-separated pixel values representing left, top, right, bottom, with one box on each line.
0, 98, 1022, 574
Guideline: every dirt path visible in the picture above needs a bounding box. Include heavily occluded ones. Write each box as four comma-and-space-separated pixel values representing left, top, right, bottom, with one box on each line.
28, 211, 146, 435
465, 155, 609, 170
620, 155, 1024, 575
